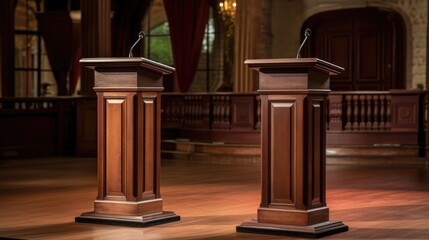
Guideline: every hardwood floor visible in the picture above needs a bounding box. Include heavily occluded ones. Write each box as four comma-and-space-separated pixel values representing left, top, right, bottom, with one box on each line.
1, 157, 429, 239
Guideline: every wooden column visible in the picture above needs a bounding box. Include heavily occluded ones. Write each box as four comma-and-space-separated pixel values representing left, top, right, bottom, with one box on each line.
75, 58, 180, 227
237, 58, 348, 238
233, 0, 261, 93
426, 0, 429, 158
80, 0, 111, 96
0, 0, 16, 97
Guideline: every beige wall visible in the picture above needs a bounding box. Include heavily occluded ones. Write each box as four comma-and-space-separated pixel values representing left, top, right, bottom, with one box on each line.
270, 0, 427, 89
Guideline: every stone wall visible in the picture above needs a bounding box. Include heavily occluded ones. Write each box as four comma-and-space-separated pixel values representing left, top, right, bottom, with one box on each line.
271, 0, 427, 89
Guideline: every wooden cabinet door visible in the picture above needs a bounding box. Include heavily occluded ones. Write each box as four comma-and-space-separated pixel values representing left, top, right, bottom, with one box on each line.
303, 8, 405, 91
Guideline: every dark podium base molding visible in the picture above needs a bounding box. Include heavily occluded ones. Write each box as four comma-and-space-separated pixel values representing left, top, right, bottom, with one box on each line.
75, 211, 180, 227
236, 220, 348, 238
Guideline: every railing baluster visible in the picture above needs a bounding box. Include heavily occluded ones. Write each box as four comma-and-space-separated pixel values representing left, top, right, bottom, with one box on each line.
373, 95, 380, 130
345, 95, 352, 130
194, 96, 198, 123
191, 96, 196, 123
217, 96, 223, 127
352, 95, 359, 130
212, 96, 217, 128
359, 95, 365, 130
366, 95, 373, 130
385, 94, 391, 130
189, 96, 194, 123
188, 96, 192, 123
220, 95, 226, 129
217, 95, 222, 127
186, 96, 191, 124
219, 95, 227, 129
170, 99, 175, 122
379, 95, 385, 130
203, 96, 210, 127
180, 96, 185, 123
182, 96, 186, 123
197, 96, 202, 123
212, 95, 220, 128
225, 95, 231, 129
192, 96, 196, 123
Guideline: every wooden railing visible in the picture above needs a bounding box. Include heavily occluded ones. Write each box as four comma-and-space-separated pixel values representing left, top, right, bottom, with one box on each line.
326, 90, 425, 151
328, 92, 391, 131
0, 90, 426, 158
162, 93, 261, 130
162, 90, 424, 132
0, 97, 78, 159
161, 93, 260, 143
161, 90, 426, 155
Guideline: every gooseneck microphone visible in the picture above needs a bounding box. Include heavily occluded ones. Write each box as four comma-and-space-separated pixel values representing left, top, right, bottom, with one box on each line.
296, 28, 311, 59
128, 31, 145, 58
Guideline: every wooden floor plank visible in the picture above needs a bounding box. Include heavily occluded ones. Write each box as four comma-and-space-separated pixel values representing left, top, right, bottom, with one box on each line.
1, 157, 429, 239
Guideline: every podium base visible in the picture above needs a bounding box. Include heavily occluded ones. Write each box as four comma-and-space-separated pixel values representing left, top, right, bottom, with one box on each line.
236, 220, 348, 238
75, 211, 180, 227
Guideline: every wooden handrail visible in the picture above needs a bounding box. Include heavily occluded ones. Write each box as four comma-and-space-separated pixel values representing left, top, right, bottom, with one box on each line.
0, 90, 426, 158
161, 91, 425, 133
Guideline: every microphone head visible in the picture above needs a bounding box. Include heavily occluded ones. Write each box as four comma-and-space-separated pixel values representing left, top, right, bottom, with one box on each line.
138, 31, 145, 39
304, 28, 311, 37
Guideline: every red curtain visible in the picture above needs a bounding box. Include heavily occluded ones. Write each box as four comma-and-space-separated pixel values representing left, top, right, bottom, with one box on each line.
164, 0, 210, 92
37, 12, 80, 96
69, 20, 80, 95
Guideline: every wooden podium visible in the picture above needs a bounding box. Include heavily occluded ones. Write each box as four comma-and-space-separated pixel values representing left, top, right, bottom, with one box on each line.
236, 58, 348, 238
75, 58, 180, 227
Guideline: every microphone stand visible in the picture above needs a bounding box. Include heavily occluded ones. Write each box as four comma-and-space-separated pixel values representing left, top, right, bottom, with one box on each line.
128, 31, 145, 58
296, 28, 311, 59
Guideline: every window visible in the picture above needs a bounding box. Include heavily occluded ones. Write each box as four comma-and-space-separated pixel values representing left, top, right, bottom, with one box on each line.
142, 0, 173, 66
142, 0, 225, 92
15, 0, 55, 97
192, 10, 225, 92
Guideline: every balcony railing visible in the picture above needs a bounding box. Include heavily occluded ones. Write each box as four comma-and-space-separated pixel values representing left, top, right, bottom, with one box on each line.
328, 92, 391, 131
162, 90, 424, 131
0, 96, 78, 158
0, 90, 426, 158
161, 90, 426, 155
162, 93, 260, 130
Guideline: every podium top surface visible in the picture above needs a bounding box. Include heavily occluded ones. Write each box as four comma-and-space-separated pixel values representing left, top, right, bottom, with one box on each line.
80, 57, 175, 75
245, 58, 344, 75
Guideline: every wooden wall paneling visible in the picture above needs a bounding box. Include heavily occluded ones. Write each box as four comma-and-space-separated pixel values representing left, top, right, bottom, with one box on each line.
75, 97, 97, 157
390, 91, 421, 131
55, 98, 77, 155
389, 90, 425, 156
231, 95, 255, 129
0, 98, 77, 159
